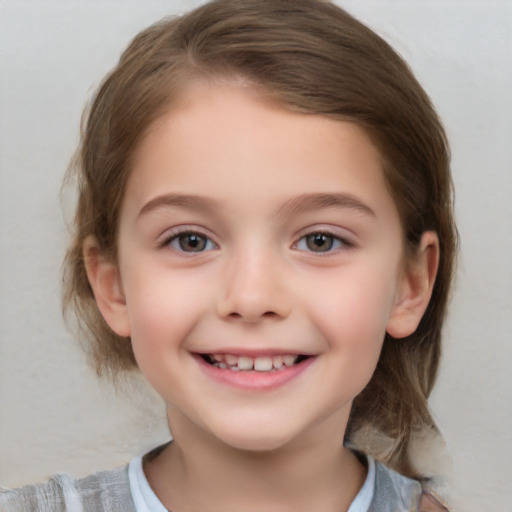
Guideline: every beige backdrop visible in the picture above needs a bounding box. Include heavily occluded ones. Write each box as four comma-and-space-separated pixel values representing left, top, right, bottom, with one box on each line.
1, 1, 511, 511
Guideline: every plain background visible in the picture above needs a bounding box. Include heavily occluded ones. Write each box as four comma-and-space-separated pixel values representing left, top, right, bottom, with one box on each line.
1, 1, 511, 510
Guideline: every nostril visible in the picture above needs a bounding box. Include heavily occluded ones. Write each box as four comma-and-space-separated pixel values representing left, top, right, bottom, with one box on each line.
226, 311, 277, 320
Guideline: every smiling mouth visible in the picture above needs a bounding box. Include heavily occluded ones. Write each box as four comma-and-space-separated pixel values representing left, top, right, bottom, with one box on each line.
200, 353, 310, 372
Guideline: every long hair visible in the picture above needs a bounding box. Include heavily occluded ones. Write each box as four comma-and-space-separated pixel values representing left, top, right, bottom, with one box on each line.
63, 0, 457, 476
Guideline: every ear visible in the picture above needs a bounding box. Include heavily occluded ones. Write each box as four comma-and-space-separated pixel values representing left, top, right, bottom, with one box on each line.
386, 231, 439, 339
83, 236, 131, 338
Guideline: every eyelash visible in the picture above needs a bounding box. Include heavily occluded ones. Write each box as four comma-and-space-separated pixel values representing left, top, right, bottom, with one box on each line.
161, 229, 218, 253
293, 231, 354, 254
160, 228, 354, 255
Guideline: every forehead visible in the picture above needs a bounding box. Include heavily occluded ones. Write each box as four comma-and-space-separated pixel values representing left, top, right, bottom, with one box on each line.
124, 82, 398, 225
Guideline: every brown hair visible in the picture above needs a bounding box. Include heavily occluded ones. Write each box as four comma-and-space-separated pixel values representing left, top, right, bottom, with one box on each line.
63, 0, 457, 477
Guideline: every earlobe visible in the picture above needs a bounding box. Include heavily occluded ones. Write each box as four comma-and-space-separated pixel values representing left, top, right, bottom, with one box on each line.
83, 236, 132, 338
386, 231, 439, 339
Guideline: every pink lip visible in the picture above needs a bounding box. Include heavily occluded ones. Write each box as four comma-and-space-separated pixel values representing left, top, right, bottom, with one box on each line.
194, 354, 315, 391
196, 348, 312, 357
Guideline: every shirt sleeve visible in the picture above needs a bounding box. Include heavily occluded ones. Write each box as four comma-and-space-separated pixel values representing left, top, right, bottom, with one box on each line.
0, 465, 136, 512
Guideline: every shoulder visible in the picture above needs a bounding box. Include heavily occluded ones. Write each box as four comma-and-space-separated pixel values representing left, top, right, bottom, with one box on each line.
0, 465, 136, 512
370, 459, 449, 512
367, 458, 420, 512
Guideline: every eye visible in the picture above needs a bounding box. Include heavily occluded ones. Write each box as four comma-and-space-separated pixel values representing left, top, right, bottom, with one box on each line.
166, 231, 217, 253
295, 232, 348, 253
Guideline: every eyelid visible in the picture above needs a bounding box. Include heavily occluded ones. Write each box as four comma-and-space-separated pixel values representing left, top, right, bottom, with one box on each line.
158, 225, 219, 251
292, 225, 357, 252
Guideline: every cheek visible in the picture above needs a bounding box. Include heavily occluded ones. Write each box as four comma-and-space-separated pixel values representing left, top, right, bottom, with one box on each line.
123, 274, 210, 398
309, 277, 393, 400
122, 266, 212, 354
303, 263, 398, 357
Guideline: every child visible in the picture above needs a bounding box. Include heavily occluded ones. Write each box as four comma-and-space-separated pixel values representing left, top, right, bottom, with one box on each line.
1, 0, 456, 510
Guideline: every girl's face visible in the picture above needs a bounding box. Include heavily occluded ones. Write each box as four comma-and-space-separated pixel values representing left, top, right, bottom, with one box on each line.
97, 82, 425, 452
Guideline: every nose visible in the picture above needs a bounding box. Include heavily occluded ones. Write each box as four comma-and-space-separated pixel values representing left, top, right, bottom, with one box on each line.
216, 249, 292, 323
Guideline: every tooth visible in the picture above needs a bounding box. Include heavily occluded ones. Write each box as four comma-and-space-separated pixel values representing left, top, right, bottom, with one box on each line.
212, 354, 223, 362
225, 354, 238, 365
283, 355, 297, 367
272, 356, 283, 369
238, 356, 254, 371
218, 362, 227, 369
254, 357, 273, 372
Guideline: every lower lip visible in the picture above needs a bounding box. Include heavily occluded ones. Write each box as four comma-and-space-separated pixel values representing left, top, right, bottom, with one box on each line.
194, 355, 315, 391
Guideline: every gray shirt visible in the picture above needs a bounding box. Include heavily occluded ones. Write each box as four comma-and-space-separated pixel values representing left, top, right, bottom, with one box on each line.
0, 454, 447, 512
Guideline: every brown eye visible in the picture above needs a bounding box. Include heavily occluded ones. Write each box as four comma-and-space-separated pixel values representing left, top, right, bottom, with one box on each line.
168, 232, 215, 252
305, 233, 335, 252
295, 232, 347, 253
179, 233, 206, 251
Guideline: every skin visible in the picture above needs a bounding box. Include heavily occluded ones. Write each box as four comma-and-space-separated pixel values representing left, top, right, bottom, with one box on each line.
85, 82, 439, 511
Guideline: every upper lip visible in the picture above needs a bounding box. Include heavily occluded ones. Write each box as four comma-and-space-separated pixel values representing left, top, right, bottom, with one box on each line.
192, 348, 316, 357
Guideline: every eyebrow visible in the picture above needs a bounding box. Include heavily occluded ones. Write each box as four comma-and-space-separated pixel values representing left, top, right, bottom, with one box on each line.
276, 193, 376, 218
137, 191, 376, 220
137, 193, 219, 218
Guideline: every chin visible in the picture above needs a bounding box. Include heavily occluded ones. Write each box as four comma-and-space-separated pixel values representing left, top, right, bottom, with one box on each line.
231, 437, 288, 453
213, 423, 299, 454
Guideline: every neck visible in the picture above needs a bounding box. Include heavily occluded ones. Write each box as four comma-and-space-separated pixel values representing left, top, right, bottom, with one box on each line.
144, 408, 366, 512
